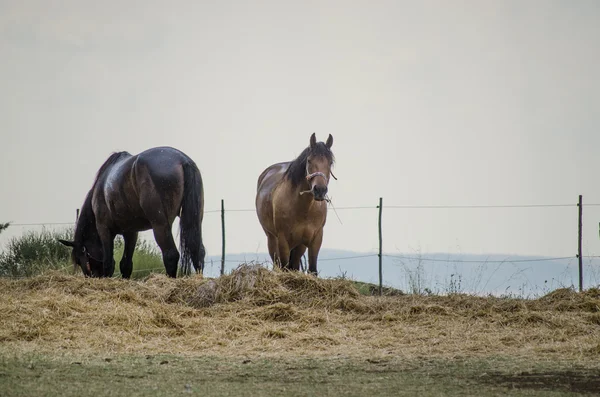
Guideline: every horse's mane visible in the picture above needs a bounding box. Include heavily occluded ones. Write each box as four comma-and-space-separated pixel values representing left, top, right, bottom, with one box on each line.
284, 143, 334, 187
74, 151, 130, 244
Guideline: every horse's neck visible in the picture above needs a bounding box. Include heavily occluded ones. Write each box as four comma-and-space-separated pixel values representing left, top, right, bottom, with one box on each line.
284, 180, 320, 213
75, 194, 99, 244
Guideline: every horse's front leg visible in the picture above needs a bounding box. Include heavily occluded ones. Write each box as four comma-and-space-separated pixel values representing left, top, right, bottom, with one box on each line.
276, 234, 291, 269
120, 232, 138, 279
97, 226, 116, 277
289, 245, 307, 272
266, 234, 278, 265
307, 230, 323, 276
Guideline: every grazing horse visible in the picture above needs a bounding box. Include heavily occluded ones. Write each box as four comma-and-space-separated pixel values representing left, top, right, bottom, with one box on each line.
255, 133, 335, 275
59, 146, 205, 278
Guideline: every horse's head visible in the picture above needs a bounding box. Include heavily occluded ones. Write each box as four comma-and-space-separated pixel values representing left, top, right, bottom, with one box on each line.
305, 133, 334, 201
58, 239, 104, 277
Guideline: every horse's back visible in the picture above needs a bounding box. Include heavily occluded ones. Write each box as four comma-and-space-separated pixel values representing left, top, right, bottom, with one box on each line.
257, 162, 289, 191
134, 146, 198, 208
138, 146, 194, 162
134, 147, 199, 191
136, 147, 196, 173
256, 162, 290, 232
97, 147, 198, 230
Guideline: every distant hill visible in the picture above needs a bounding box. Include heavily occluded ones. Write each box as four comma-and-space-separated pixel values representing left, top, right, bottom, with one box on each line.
203, 249, 600, 297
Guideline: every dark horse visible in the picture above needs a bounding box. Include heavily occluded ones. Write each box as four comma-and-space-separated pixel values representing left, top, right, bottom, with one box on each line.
59, 146, 205, 278
255, 133, 335, 275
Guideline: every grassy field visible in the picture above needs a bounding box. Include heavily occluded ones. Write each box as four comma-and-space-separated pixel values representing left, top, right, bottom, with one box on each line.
1, 265, 600, 396
3, 353, 599, 396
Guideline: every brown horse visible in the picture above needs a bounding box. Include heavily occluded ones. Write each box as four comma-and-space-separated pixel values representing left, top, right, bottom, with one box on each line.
255, 133, 335, 275
58, 146, 205, 278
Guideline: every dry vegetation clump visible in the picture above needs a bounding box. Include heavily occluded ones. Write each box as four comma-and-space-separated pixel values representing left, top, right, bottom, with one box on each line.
187, 264, 361, 310
1, 264, 599, 363
529, 287, 600, 313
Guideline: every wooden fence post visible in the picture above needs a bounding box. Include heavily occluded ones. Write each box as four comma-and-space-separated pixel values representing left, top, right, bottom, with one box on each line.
221, 199, 226, 276
378, 197, 383, 296
578, 194, 583, 292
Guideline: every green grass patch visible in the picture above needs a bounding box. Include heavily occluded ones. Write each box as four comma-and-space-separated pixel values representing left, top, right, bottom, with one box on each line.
0, 227, 74, 277
0, 228, 164, 279
112, 236, 164, 279
351, 280, 404, 296
0, 353, 598, 397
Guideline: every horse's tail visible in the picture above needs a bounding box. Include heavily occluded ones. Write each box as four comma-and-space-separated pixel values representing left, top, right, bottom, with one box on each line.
179, 160, 205, 276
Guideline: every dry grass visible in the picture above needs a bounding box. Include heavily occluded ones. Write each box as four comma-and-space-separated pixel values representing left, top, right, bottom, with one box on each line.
1, 264, 599, 362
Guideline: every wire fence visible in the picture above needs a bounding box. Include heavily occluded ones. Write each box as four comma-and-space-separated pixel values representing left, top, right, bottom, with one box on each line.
3, 198, 600, 293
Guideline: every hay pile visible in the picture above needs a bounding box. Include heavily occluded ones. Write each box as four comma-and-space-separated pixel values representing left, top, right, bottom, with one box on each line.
0, 264, 599, 361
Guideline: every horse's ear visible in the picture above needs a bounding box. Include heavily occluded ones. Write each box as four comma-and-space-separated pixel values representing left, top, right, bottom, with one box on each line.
326, 134, 333, 148
58, 239, 75, 248
310, 133, 317, 149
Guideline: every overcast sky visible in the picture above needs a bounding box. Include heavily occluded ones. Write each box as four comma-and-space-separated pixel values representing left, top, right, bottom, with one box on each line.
1, 0, 599, 259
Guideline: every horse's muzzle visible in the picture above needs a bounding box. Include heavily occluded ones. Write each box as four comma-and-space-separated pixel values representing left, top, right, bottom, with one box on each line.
80, 263, 92, 277
313, 185, 328, 201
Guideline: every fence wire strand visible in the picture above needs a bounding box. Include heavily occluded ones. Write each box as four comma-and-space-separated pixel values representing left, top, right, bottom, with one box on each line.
9, 202, 600, 226
383, 254, 576, 263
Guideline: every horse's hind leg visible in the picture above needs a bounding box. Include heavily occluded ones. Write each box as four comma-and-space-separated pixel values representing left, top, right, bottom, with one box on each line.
152, 225, 180, 278
119, 232, 138, 279
289, 245, 307, 272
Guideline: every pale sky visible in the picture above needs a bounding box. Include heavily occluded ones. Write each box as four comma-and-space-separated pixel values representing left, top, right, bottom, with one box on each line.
1, 0, 599, 260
